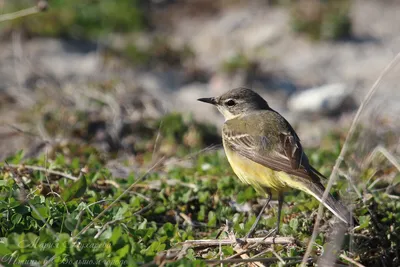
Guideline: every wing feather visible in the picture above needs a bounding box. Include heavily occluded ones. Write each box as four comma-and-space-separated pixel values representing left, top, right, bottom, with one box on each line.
223, 116, 322, 183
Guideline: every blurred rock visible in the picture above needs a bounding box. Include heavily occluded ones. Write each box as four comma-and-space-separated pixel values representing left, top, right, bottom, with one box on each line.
0, 37, 101, 98
31, 39, 100, 80
287, 83, 355, 115
172, 83, 224, 126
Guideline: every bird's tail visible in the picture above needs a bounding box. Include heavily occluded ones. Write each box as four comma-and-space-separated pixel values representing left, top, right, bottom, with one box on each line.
305, 182, 354, 225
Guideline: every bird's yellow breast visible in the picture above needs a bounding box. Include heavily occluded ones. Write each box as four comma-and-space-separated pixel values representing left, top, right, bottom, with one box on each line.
223, 143, 285, 192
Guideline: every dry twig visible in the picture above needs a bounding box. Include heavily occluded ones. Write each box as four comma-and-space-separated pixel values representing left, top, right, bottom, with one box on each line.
71, 157, 164, 239
180, 236, 295, 247
227, 230, 266, 267
205, 256, 303, 265
301, 52, 400, 266
0, 5, 41, 23
339, 254, 365, 267
6, 163, 78, 181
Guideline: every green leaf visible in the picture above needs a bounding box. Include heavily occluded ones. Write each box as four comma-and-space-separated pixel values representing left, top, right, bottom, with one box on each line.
289, 218, 299, 232
117, 244, 130, 258
114, 204, 129, 220
8, 200, 21, 208
0, 243, 11, 255
208, 211, 217, 227
25, 233, 39, 249
181, 190, 192, 203
357, 215, 370, 230
8, 150, 24, 163
197, 206, 206, 221
0, 201, 8, 211
110, 226, 122, 245
11, 213, 22, 224
54, 233, 70, 255
64, 217, 78, 232
14, 205, 30, 215
31, 205, 49, 220
222, 246, 234, 256
154, 206, 166, 214
138, 220, 147, 230
236, 187, 256, 203
61, 175, 87, 202
162, 223, 175, 237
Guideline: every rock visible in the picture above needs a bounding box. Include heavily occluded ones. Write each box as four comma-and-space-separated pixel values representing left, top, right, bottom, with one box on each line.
287, 83, 355, 115
25, 38, 100, 81
0, 38, 101, 95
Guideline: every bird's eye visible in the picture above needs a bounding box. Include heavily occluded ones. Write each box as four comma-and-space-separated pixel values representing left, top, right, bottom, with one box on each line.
225, 100, 236, 106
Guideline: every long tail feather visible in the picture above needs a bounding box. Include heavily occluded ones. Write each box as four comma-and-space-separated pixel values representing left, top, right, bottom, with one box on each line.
306, 182, 353, 225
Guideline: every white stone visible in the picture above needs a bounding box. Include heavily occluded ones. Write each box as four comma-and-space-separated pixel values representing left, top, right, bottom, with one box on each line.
287, 83, 351, 114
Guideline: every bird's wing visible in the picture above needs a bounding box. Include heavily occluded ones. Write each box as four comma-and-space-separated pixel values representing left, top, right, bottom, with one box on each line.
223, 118, 322, 183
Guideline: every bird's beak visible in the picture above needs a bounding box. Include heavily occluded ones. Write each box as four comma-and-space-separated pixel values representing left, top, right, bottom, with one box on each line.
197, 97, 217, 105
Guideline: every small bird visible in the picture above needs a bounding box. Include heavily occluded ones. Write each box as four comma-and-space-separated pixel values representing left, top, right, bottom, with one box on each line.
198, 87, 353, 237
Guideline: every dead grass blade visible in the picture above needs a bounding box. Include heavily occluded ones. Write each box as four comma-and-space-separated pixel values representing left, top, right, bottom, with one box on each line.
179, 236, 295, 247
301, 52, 400, 266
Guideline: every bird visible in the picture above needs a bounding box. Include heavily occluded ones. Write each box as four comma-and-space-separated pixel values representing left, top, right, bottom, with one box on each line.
198, 87, 353, 237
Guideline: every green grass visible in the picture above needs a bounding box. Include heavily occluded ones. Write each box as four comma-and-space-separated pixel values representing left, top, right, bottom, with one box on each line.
1, 0, 147, 39
0, 115, 399, 266
290, 0, 352, 40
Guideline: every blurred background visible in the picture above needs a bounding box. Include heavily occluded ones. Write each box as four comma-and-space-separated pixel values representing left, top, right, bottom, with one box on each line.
1, 2, 400, 265
1, 0, 400, 160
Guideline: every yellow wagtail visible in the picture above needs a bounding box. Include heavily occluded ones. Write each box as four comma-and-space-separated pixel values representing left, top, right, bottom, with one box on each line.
198, 87, 353, 236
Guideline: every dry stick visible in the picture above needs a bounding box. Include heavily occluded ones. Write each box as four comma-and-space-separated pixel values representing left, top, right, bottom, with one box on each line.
368, 145, 400, 173
301, 52, 400, 266
180, 237, 295, 247
94, 219, 120, 239
151, 120, 163, 162
179, 213, 193, 226
219, 240, 223, 267
268, 248, 285, 265
228, 230, 266, 267
0, 6, 40, 23
71, 156, 164, 240
94, 195, 149, 239
230, 248, 275, 267
231, 246, 265, 267
136, 178, 198, 191
4, 123, 44, 140
167, 144, 222, 165
6, 164, 57, 236
205, 257, 303, 265
28, 201, 57, 237
132, 192, 154, 216
184, 144, 222, 160
42, 157, 165, 267
43, 150, 56, 200
340, 254, 366, 267
6, 164, 78, 181
11, 31, 36, 106
210, 229, 280, 267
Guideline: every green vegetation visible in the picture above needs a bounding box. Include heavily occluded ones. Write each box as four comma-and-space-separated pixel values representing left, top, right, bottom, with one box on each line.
1, 114, 399, 266
1, 0, 147, 38
290, 0, 352, 40
221, 53, 254, 74
124, 38, 196, 67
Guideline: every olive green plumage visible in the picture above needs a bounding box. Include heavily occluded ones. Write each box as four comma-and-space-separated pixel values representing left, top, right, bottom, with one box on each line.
198, 88, 353, 234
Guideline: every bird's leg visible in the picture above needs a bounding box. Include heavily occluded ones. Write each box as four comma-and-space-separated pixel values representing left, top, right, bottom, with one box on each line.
275, 192, 284, 236
245, 192, 272, 239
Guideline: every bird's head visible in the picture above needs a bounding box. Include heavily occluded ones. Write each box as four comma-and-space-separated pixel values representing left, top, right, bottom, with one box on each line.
198, 87, 270, 120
